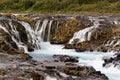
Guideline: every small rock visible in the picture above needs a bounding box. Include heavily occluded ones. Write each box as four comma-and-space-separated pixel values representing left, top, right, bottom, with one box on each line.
12, 64, 17, 69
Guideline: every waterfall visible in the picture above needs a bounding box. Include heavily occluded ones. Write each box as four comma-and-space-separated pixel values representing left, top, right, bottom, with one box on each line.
9, 21, 21, 42
35, 20, 41, 32
0, 17, 56, 52
20, 21, 42, 50
69, 26, 94, 43
47, 20, 53, 41
37, 19, 49, 41
0, 21, 28, 52
69, 17, 101, 43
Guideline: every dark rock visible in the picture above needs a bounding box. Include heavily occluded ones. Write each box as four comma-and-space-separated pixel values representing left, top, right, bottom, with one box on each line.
75, 48, 86, 52
89, 71, 109, 80
57, 65, 108, 80
31, 71, 45, 80
103, 53, 120, 68
53, 55, 79, 63
59, 66, 96, 76
51, 18, 89, 44
27, 43, 34, 52
45, 65, 56, 69
12, 21, 28, 44
64, 44, 73, 49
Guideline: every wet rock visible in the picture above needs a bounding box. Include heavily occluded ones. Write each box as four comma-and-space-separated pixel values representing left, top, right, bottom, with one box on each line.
31, 71, 45, 80
64, 44, 74, 49
45, 65, 56, 69
12, 21, 28, 44
88, 71, 109, 80
75, 48, 86, 52
53, 55, 79, 63
91, 24, 113, 40
103, 53, 120, 68
0, 28, 18, 51
16, 15, 36, 27
6, 49, 32, 60
63, 66, 95, 76
75, 41, 91, 52
27, 43, 35, 52
51, 18, 89, 44
58, 65, 108, 80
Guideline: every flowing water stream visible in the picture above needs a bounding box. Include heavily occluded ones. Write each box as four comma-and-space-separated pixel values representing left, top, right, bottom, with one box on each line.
29, 42, 120, 80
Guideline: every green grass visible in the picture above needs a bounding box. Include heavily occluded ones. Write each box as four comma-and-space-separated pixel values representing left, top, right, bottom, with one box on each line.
1, 0, 120, 15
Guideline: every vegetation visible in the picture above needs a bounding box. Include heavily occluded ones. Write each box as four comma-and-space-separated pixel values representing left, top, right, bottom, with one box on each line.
1, 0, 120, 14
51, 18, 82, 44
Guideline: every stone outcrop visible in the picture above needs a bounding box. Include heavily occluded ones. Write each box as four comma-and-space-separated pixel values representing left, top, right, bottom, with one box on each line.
64, 16, 120, 52
103, 53, 120, 68
53, 55, 79, 62
51, 17, 92, 44
0, 52, 108, 80
58, 66, 108, 80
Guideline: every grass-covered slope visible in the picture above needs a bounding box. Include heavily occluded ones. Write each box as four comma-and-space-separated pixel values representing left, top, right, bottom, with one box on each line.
1, 0, 120, 14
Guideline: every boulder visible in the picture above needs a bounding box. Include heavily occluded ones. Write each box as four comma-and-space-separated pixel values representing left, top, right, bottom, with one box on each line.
103, 53, 120, 68
53, 55, 79, 63
58, 65, 108, 80
30, 71, 45, 80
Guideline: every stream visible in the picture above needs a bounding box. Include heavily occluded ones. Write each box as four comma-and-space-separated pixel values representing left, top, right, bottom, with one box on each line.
29, 42, 120, 80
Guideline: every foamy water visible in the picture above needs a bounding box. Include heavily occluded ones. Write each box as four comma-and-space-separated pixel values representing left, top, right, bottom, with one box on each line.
29, 42, 120, 80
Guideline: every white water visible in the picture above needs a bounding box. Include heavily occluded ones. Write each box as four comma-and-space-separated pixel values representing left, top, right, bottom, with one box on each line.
29, 42, 120, 80
0, 22, 28, 52
0, 19, 54, 52
37, 20, 49, 41
69, 17, 101, 43
47, 20, 53, 41
45, 76, 57, 80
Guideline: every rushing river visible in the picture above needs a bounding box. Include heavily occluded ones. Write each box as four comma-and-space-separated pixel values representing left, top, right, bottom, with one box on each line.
29, 42, 120, 80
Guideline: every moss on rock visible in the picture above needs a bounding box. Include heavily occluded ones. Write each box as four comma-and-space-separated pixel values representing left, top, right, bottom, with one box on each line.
16, 15, 36, 27
51, 18, 83, 44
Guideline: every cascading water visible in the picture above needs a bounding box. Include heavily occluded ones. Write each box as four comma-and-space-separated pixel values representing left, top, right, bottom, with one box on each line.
37, 19, 49, 41
19, 21, 41, 49
47, 20, 53, 41
0, 20, 28, 52
0, 17, 55, 52
69, 17, 102, 43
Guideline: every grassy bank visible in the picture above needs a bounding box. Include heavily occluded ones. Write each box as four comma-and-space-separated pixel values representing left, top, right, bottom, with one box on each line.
1, 0, 120, 14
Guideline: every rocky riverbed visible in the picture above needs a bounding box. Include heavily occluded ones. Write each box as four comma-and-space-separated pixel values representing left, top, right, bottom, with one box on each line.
0, 13, 120, 80
0, 52, 108, 80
